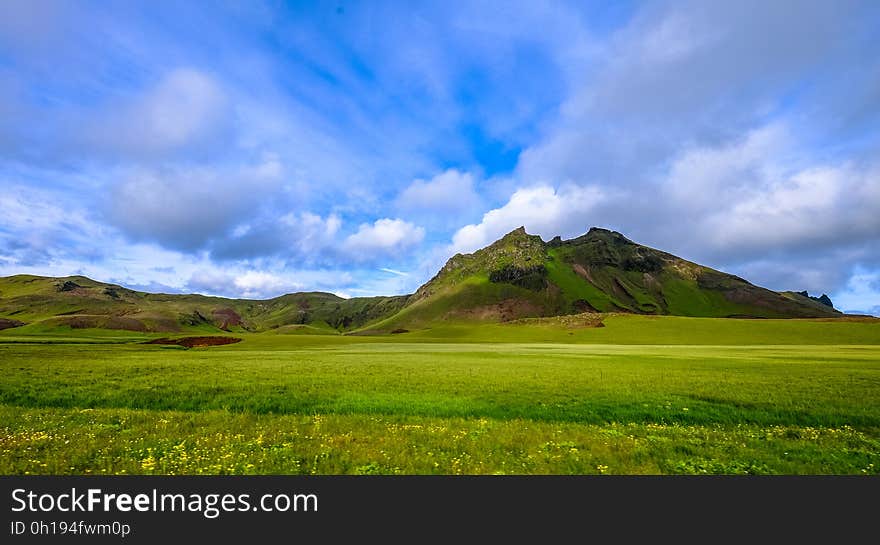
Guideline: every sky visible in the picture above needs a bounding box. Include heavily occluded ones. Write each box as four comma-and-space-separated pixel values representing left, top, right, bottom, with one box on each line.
1, 0, 879, 314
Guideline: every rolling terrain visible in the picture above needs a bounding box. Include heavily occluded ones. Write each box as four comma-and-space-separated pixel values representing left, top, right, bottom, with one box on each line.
0, 274, 407, 335
0, 227, 847, 337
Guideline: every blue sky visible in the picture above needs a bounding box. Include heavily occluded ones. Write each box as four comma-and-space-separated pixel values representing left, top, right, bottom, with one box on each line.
1, 0, 879, 314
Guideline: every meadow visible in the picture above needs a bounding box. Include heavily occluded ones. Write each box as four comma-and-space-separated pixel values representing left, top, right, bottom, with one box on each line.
1, 315, 878, 474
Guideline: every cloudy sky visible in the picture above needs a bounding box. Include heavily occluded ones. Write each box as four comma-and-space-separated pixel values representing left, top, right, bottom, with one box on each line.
1, 1, 879, 313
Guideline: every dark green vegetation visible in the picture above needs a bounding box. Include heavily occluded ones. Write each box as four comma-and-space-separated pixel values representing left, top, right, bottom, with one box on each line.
1, 317, 879, 474
0, 227, 846, 339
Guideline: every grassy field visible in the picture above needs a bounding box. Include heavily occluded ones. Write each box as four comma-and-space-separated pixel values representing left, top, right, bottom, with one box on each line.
1, 316, 878, 474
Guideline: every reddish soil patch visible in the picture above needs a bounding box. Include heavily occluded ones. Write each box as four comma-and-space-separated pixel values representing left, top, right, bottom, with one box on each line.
212, 308, 243, 330
571, 263, 596, 284
146, 336, 242, 348
0, 318, 25, 330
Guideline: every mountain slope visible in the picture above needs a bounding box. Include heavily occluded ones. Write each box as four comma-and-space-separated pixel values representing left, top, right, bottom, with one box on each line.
0, 227, 843, 335
365, 227, 840, 331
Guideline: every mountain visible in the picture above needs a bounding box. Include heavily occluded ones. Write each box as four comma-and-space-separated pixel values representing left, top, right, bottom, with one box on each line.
0, 227, 842, 335
364, 227, 840, 331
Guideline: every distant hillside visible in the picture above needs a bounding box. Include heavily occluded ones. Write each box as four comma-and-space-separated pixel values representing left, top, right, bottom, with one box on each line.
0, 227, 843, 335
0, 274, 407, 335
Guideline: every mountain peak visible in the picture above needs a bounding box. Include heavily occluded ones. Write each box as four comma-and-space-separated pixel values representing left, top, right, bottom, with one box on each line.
584, 226, 634, 244
497, 226, 631, 246
489, 227, 545, 253
500, 226, 529, 239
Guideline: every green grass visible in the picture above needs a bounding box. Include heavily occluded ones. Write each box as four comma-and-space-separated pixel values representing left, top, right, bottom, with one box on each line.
1, 315, 878, 474
661, 276, 752, 317
390, 314, 880, 345
2, 340, 878, 425
2, 407, 875, 475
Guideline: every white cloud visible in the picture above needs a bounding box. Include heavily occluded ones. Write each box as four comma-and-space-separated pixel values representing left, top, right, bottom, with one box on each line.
579, 1, 852, 123
396, 169, 482, 223
187, 269, 303, 299
0, 184, 109, 265
90, 68, 231, 158
107, 158, 282, 251
208, 210, 340, 262
139, 69, 227, 148
660, 125, 880, 258
665, 124, 789, 210
0, 185, 214, 290
282, 212, 341, 252
712, 167, 843, 250
832, 267, 880, 314
380, 268, 409, 277
184, 265, 361, 299
343, 218, 425, 260
233, 271, 302, 298
450, 184, 604, 254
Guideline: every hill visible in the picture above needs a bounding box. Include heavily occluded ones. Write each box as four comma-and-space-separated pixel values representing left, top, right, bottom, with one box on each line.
365, 227, 841, 331
0, 227, 844, 335
0, 274, 407, 335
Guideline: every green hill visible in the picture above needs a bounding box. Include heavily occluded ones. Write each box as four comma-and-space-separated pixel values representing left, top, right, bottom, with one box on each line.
0, 274, 407, 335
364, 227, 841, 332
0, 227, 844, 335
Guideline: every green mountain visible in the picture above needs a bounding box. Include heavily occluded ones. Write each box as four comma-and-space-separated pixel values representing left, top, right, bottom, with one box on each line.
365, 227, 840, 331
0, 227, 841, 335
